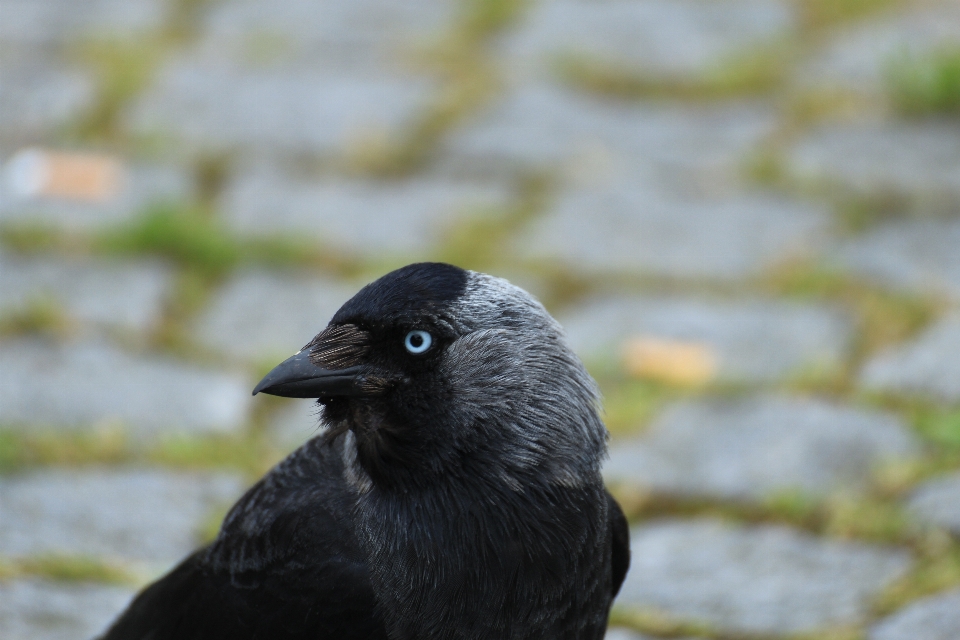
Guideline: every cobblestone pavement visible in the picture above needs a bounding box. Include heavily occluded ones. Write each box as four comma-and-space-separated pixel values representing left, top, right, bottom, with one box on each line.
1, 0, 959, 638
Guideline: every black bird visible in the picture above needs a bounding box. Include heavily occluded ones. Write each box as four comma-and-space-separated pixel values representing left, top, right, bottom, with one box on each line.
102, 262, 630, 640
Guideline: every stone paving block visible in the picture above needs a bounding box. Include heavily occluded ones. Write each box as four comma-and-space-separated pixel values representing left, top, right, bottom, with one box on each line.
560, 295, 851, 381
604, 396, 919, 500
517, 185, 828, 280
127, 62, 436, 158
860, 316, 960, 403
0, 339, 252, 435
222, 168, 510, 256
194, 271, 358, 361
0, 469, 245, 565
503, 0, 793, 82
907, 472, 960, 535
0, 579, 135, 640
0, 66, 95, 144
787, 123, 960, 204
869, 588, 960, 640
0, 252, 172, 333
198, 0, 455, 70
834, 218, 960, 301
616, 519, 913, 636
444, 83, 777, 187
0, 161, 192, 231
799, 3, 960, 94
0, 468, 246, 565
0, 0, 167, 49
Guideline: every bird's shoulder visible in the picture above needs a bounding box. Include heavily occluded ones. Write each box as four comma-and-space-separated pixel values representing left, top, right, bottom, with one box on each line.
101, 436, 386, 640
206, 435, 363, 573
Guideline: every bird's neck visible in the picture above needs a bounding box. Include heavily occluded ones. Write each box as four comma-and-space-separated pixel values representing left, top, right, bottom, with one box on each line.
343, 437, 608, 640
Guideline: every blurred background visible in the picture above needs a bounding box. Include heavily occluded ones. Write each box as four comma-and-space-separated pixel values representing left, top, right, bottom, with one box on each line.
1, 0, 959, 638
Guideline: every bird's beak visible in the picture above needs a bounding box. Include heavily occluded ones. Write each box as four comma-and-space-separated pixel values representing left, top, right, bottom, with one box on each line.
252, 350, 363, 398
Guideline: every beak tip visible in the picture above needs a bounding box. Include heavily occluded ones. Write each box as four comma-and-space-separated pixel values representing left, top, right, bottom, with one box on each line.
251, 350, 363, 399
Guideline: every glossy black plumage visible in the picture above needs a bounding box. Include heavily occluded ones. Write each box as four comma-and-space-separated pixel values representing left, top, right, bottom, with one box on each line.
102, 439, 388, 640
101, 263, 630, 640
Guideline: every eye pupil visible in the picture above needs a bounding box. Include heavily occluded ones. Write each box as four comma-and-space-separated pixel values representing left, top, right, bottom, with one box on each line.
404, 330, 432, 354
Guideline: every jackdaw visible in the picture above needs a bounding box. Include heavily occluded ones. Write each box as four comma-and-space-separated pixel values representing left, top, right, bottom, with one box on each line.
102, 262, 630, 640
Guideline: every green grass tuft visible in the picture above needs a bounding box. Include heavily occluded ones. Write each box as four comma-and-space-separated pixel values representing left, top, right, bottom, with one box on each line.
95, 203, 241, 277
887, 46, 960, 117
913, 407, 960, 451
93, 202, 353, 279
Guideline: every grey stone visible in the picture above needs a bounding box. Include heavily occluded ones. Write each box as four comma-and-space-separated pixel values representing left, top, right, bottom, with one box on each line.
860, 315, 960, 403
604, 396, 919, 500
0, 161, 192, 231
0, 468, 246, 566
503, 0, 793, 81
518, 185, 828, 280
787, 123, 960, 204
616, 519, 913, 635
0, 579, 135, 640
603, 630, 669, 640
799, 3, 960, 94
222, 169, 510, 256
0, 253, 172, 333
127, 61, 436, 158
194, 271, 357, 361
908, 472, 960, 534
269, 398, 324, 453
197, 0, 455, 71
0, 66, 95, 143
0, 339, 252, 435
0, 0, 167, 48
444, 83, 777, 188
560, 295, 851, 381
869, 588, 960, 640
835, 218, 960, 301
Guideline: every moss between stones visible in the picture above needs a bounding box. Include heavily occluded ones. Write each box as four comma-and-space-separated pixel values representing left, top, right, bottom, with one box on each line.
794, 0, 905, 33
760, 261, 944, 369
0, 297, 76, 340
0, 554, 136, 585
0, 428, 281, 479
348, 0, 532, 177
886, 46, 960, 117
556, 41, 795, 102
69, 37, 166, 144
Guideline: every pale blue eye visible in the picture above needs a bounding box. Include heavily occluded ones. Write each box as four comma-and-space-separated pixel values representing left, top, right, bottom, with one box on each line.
404, 330, 432, 354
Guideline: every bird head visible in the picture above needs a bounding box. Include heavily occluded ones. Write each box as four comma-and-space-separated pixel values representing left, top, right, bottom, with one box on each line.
253, 263, 607, 490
